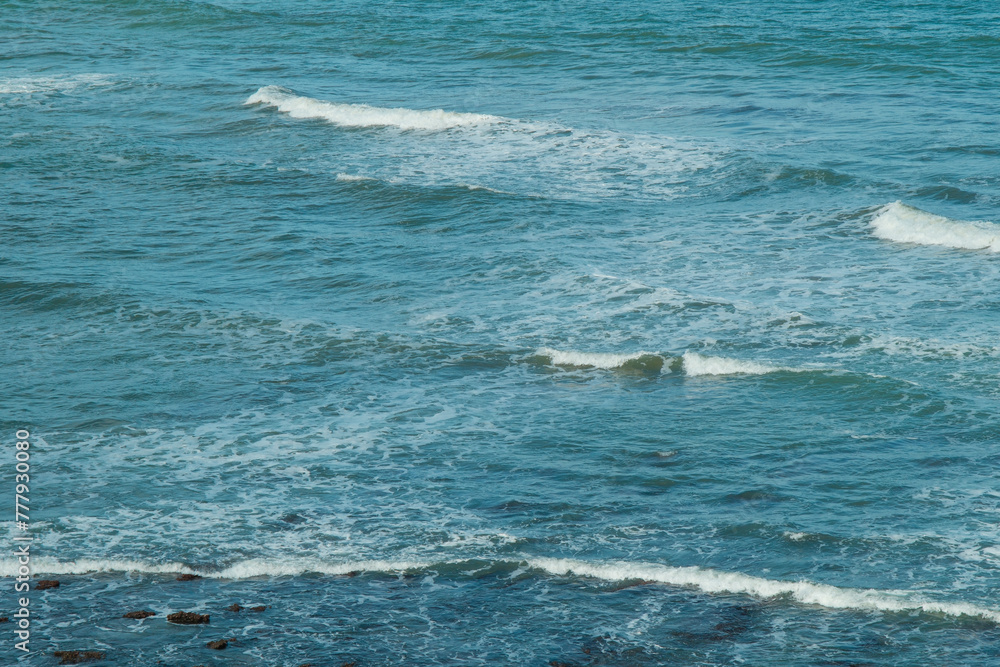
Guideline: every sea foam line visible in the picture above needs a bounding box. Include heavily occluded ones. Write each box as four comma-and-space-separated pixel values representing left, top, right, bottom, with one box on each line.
528, 558, 1000, 623
246, 86, 500, 131
681, 351, 791, 376
0, 74, 113, 95
536, 347, 661, 369
3, 556, 996, 623
536, 348, 796, 375
871, 201, 1000, 252
0, 557, 428, 578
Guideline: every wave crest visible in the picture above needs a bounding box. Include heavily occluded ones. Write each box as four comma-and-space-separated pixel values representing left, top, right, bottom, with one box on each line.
528, 557, 1000, 623
246, 86, 499, 131
535, 347, 663, 370
10, 556, 997, 623
681, 351, 788, 376
871, 201, 1000, 252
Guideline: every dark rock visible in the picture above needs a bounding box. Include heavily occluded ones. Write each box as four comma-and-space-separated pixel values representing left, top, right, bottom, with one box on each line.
206, 639, 228, 650
123, 611, 156, 619
176, 574, 202, 581
340, 662, 357, 667
281, 513, 306, 524
345, 571, 360, 578
0, 617, 8, 622
52, 651, 106, 664
249, 605, 267, 612
166, 611, 209, 624
227, 603, 243, 612
36, 580, 60, 590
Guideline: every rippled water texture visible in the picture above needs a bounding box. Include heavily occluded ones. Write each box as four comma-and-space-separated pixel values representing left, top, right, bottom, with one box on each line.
3, 1, 1000, 664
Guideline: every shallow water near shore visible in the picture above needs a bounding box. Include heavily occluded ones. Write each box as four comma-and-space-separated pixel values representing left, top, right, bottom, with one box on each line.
3, 1, 1000, 664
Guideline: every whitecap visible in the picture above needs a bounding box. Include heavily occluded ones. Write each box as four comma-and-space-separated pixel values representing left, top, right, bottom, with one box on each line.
246, 86, 499, 131
536, 347, 661, 369
681, 351, 788, 376
528, 557, 1000, 623
871, 201, 1000, 252
9, 555, 998, 623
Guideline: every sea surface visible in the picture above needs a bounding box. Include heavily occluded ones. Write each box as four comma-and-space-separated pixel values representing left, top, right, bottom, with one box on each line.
3, 1, 1000, 664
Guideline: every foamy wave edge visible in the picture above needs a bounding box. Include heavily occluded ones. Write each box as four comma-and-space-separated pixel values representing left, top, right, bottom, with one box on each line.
246, 86, 500, 131
537, 348, 798, 375
871, 201, 1000, 252
529, 558, 1000, 623
536, 347, 661, 369
0, 557, 427, 578
681, 351, 791, 376
4, 556, 995, 622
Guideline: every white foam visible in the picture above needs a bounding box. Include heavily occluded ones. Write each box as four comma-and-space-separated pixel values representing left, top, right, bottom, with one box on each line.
528, 558, 1000, 623
871, 201, 1000, 252
244, 86, 715, 201
0, 558, 190, 577
537, 347, 660, 369
335, 173, 376, 182
0, 557, 428, 578
457, 183, 516, 195
682, 351, 787, 376
246, 86, 499, 131
8, 556, 997, 622
213, 558, 426, 578
0, 74, 113, 95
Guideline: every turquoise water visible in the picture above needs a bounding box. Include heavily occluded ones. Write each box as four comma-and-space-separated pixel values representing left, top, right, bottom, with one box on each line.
3, 1, 1000, 664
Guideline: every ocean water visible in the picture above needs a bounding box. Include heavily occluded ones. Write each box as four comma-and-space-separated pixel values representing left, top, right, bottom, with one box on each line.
3, 1, 1000, 664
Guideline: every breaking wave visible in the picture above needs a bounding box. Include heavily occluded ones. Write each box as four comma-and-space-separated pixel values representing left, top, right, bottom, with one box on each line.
0, 557, 429, 578
871, 201, 1000, 252
528, 558, 1000, 623
246, 86, 499, 131
535, 348, 800, 376
535, 347, 662, 370
681, 351, 790, 376
7, 556, 997, 623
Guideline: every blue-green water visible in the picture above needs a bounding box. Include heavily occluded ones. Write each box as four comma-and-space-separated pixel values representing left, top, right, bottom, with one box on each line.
3, 1, 1000, 664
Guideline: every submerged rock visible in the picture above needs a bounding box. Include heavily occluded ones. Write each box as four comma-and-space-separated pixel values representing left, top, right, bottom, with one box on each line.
122, 611, 155, 619
0, 617, 8, 622
250, 605, 267, 612
166, 611, 209, 624
206, 639, 228, 650
52, 651, 106, 664
36, 580, 60, 590
227, 603, 243, 612
176, 574, 202, 581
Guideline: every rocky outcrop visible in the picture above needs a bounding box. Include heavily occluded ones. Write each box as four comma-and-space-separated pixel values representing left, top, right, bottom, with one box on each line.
227, 603, 243, 612
52, 651, 106, 664
206, 639, 228, 650
123, 611, 156, 619
166, 611, 209, 624
176, 574, 202, 581
36, 580, 60, 590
